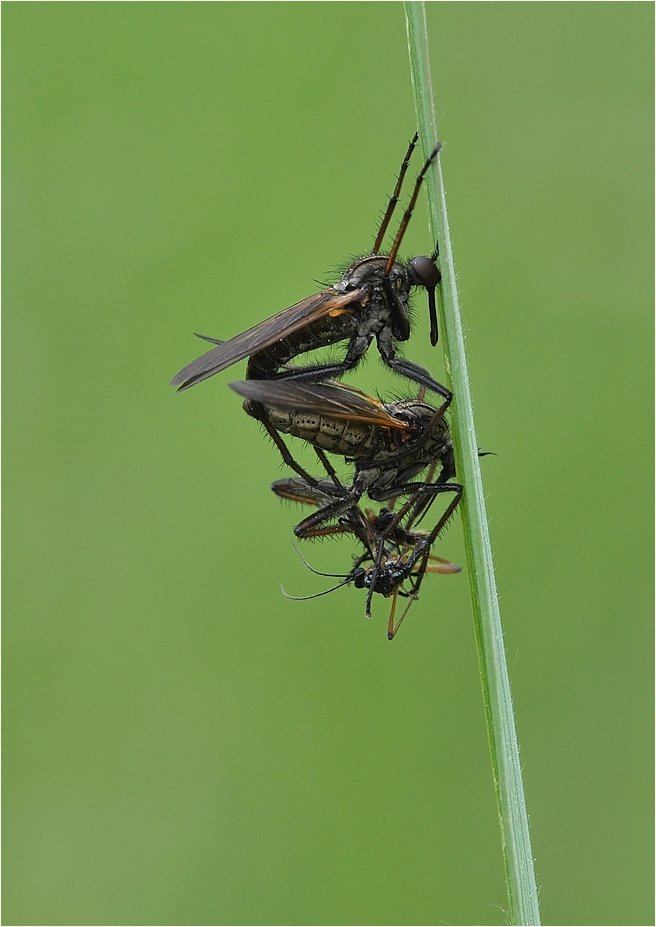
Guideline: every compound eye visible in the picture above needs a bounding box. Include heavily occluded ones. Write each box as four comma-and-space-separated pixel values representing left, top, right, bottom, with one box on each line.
351, 568, 367, 589
410, 255, 441, 289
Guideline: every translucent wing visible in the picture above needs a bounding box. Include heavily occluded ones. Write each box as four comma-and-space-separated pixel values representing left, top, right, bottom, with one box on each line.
171, 287, 365, 391
228, 379, 411, 431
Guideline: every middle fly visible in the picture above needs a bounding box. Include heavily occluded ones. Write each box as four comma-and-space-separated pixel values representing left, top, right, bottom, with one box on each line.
228, 377, 459, 538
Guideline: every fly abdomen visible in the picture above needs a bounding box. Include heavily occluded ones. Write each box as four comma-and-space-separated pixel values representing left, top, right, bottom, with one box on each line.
253, 403, 378, 456
245, 312, 357, 380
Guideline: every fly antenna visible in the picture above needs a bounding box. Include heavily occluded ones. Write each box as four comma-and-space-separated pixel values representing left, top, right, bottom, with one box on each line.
281, 579, 351, 601
291, 543, 348, 578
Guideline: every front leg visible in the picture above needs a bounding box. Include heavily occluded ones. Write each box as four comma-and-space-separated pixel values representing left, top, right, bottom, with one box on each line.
376, 327, 452, 405
292, 488, 362, 539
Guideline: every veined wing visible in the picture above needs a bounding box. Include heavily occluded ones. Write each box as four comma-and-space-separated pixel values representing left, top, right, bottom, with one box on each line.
229, 379, 411, 431
270, 478, 333, 508
171, 287, 366, 391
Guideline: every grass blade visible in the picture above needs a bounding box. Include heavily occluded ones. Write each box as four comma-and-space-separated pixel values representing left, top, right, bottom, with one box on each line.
403, 4, 541, 924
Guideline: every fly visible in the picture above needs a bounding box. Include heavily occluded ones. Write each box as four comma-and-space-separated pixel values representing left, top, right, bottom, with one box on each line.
228, 378, 459, 540
171, 135, 451, 405
271, 480, 461, 639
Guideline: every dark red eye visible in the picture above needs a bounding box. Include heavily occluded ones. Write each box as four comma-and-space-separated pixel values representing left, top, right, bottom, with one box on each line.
410, 255, 441, 289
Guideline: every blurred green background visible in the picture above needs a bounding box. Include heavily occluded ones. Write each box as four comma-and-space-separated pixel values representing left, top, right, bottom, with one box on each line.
4, 3, 653, 925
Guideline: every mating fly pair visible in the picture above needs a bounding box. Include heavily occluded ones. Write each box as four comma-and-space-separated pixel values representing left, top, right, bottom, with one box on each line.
171, 135, 461, 636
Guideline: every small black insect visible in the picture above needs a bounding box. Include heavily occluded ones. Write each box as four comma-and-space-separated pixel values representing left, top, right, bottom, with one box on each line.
171, 135, 451, 405
271, 481, 461, 639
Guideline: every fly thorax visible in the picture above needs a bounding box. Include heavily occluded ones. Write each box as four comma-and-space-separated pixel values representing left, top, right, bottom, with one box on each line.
339, 256, 409, 298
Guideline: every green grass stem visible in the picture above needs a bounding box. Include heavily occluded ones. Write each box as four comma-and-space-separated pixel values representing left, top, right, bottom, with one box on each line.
403, 4, 541, 924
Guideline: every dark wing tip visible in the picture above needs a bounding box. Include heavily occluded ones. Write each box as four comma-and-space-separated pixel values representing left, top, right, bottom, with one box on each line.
170, 370, 194, 390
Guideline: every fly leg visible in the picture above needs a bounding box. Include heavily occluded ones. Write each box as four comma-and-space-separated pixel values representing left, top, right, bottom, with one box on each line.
253, 332, 375, 385
363, 481, 462, 619
260, 418, 324, 486
376, 327, 452, 406
291, 489, 362, 540
399, 483, 463, 603
313, 446, 345, 497
387, 590, 416, 641
373, 133, 418, 252
268, 471, 363, 543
